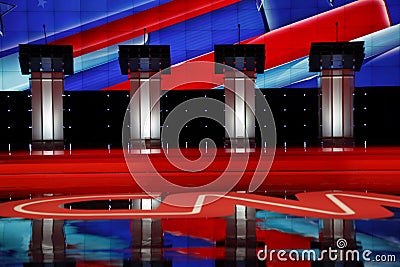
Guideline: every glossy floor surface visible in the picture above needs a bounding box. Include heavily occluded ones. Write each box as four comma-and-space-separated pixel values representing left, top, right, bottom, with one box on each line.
1, 147, 400, 198
1, 147, 400, 266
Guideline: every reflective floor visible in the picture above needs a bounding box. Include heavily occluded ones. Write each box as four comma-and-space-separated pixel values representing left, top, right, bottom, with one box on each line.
1, 208, 400, 266
1, 148, 400, 266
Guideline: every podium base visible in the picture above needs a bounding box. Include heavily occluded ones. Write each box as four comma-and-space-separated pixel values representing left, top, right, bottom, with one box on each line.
224, 138, 256, 149
322, 137, 354, 148
32, 140, 64, 151
130, 139, 161, 149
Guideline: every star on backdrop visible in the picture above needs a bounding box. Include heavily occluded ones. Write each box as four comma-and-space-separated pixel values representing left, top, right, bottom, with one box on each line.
38, 0, 47, 8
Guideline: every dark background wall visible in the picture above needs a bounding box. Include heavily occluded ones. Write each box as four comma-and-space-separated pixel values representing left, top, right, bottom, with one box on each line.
0, 87, 399, 150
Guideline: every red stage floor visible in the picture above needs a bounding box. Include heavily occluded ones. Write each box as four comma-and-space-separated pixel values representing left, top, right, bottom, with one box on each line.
1, 147, 400, 198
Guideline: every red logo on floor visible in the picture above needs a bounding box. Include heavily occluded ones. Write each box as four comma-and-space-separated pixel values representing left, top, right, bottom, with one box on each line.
1, 191, 399, 219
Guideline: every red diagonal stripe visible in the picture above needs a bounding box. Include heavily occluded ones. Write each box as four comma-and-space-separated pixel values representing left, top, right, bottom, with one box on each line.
247, 0, 390, 70
52, 0, 240, 57
105, 0, 390, 91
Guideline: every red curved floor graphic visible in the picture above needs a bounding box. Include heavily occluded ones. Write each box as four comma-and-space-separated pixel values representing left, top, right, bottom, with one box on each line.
1, 191, 400, 220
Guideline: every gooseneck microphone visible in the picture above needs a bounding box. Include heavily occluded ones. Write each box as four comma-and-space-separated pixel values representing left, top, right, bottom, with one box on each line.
43, 24, 47, 44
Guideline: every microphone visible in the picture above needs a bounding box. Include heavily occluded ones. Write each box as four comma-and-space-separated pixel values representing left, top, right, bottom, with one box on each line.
43, 24, 47, 44
238, 23, 241, 44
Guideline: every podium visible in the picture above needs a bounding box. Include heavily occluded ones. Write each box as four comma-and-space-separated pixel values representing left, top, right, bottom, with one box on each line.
118, 45, 170, 149
214, 44, 265, 148
19, 44, 73, 150
309, 42, 364, 147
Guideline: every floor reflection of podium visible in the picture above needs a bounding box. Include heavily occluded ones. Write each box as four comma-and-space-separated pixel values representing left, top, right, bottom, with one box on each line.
130, 198, 163, 264
19, 44, 73, 151
31, 219, 67, 264
225, 205, 257, 265
317, 219, 364, 267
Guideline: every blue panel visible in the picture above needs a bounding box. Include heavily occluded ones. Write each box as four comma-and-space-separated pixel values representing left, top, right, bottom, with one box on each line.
70, 220, 132, 242
186, 31, 213, 51
211, 7, 239, 31
284, 76, 319, 88
385, 0, 400, 25
164, 251, 215, 267
9, 11, 27, 31
53, 1, 81, 11
356, 220, 400, 242
356, 47, 400, 87
80, 0, 108, 12
164, 232, 213, 248
261, 0, 355, 30
186, 13, 212, 31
